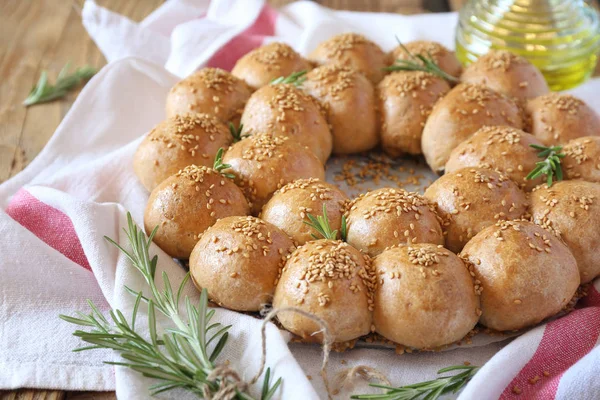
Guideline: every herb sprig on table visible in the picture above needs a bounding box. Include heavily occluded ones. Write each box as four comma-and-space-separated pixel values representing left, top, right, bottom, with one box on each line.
384, 38, 460, 83
24, 62, 96, 106
60, 213, 281, 399
351, 364, 480, 400
526, 144, 565, 187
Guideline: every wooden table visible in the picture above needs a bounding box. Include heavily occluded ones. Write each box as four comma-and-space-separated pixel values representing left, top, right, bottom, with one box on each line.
0, 0, 447, 399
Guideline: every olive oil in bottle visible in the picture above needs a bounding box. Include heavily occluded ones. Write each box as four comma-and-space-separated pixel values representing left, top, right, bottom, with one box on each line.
455, 0, 600, 90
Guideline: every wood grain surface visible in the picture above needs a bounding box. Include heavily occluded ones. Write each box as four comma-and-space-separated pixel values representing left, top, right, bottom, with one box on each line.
0, 1, 440, 399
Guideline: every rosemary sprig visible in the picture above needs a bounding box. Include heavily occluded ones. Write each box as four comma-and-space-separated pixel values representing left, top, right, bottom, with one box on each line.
351, 365, 479, 400
23, 62, 96, 106
304, 204, 348, 241
60, 213, 281, 399
229, 123, 248, 143
270, 70, 307, 86
213, 148, 236, 179
526, 144, 565, 187
384, 38, 459, 83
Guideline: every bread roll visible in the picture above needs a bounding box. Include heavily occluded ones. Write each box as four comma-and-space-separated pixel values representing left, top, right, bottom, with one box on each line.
562, 136, 600, 182
303, 64, 379, 154
261, 178, 349, 245
345, 188, 444, 257
461, 220, 579, 331
189, 216, 295, 311
134, 114, 232, 191
309, 33, 389, 84
378, 71, 450, 156
373, 244, 479, 349
461, 50, 549, 101
526, 93, 600, 145
445, 126, 545, 190
165, 68, 251, 124
273, 239, 374, 343
240, 83, 333, 163
144, 165, 250, 258
389, 40, 462, 79
232, 42, 312, 90
529, 180, 600, 283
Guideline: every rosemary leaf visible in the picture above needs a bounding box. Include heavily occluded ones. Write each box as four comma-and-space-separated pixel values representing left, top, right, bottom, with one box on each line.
23, 63, 96, 106
60, 212, 281, 399
229, 122, 248, 142
270, 70, 308, 86
351, 365, 479, 400
303, 203, 346, 241
526, 144, 565, 187
213, 147, 236, 179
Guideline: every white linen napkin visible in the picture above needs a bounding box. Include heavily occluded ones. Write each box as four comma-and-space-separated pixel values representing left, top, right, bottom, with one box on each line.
2, 1, 600, 399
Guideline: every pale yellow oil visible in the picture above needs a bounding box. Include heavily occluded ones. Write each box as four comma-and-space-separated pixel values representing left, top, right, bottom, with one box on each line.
455, 0, 600, 91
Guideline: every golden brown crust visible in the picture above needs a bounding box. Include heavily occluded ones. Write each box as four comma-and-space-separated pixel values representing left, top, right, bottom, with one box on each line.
134, 114, 233, 191
232, 42, 312, 90
562, 136, 600, 182
273, 239, 375, 343
378, 71, 451, 156
461, 50, 549, 101
189, 216, 295, 311
422, 83, 524, 173
345, 188, 444, 257
423, 167, 527, 252
529, 180, 600, 283
373, 244, 479, 349
165, 68, 251, 124
445, 126, 545, 190
240, 83, 333, 163
303, 65, 379, 154
461, 220, 579, 331
260, 178, 349, 245
526, 93, 600, 145
309, 33, 389, 84
144, 165, 250, 259
222, 134, 325, 215
389, 40, 462, 79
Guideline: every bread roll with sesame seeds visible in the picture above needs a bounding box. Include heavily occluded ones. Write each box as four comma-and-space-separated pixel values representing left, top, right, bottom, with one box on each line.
309, 33, 389, 84
461, 220, 579, 331
461, 50, 549, 101
231, 42, 312, 90
144, 165, 250, 259
424, 167, 527, 253
445, 126, 545, 191
222, 133, 325, 215
526, 93, 600, 145
378, 71, 451, 157
189, 216, 295, 311
240, 83, 333, 163
345, 188, 444, 257
421, 83, 524, 173
529, 180, 600, 283
134, 114, 233, 192
562, 137, 600, 182
260, 178, 349, 245
273, 239, 374, 343
165, 68, 252, 124
302, 65, 378, 154
389, 41, 462, 80
373, 244, 479, 349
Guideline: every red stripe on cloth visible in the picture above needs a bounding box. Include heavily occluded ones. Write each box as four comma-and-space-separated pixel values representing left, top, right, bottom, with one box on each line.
206, 4, 278, 71
6, 188, 92, 271
499, 306, 600, 399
